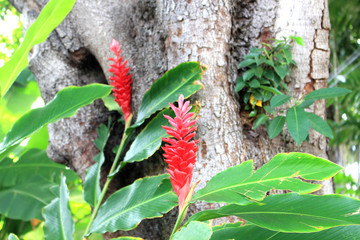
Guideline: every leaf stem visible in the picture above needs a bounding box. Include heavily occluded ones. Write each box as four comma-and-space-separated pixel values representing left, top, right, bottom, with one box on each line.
83, 114, 133, 239
169, 202, 190, 240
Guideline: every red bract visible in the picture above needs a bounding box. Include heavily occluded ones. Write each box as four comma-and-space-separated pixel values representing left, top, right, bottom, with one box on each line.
108, 39, 132, 121
162, 95, 198, 211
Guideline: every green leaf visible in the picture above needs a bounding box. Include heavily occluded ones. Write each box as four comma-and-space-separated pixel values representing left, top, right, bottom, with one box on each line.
249, 79, 260, 88
44, 175, 74, 240
307, 113, 334, 138
238, 59, 256, 68
124, 109, 174, 163
243, 69, 256, 81
192, 152, 341, 204
0, 149, 75, 188
264, 70, 275, 81
102, 94, 122, 112
0, 176, 58, 220
290, 36, 305, 46
283, 48, 292, 64
254, 67, 263, 78
270, 95, 291, 108
258, 86, 283, 95
0, 84, 113, 153
264, 105, 275, 114
267, 116, 285, 139
249, 109, 257, 117
252, 114, 268, 130
210, 223, 360, 240
297, 100, 315, 108
0, 0, 76, 98
217, 193, 360, 233
8, 234, 19, 240
173, 221, 212, 240
274, 65, 289, 79
134, 62, 205, 127
304, 88, 351, 101
286, 107, 309, 145
83, 123, 112, 207
235, 80, 246, 92
89, 174, 177, 234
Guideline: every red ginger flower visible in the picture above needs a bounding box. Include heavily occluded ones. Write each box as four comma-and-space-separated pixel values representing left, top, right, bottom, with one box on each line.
108, 39, 132, 121
162, 94, 198, 211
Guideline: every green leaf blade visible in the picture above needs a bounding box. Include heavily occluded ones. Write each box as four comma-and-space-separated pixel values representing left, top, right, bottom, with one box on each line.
307, 113, 334, 138
0, 84, 112, 153
0, 0, 76, 98
43, 175, 74, 240
267, 116, 285, 139
270, 95, 291, 108
304, 88, 351, 101
173, 221, 212, 240
252, 114, 268, 130
89, 174, 178, 234
134, 62, 205, 127
286, 107, 309, 145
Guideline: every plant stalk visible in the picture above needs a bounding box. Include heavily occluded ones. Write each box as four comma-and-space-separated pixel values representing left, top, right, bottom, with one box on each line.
83, 115, 133, 239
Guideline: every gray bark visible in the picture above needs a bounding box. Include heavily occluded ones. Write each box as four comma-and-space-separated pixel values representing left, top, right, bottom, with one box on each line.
12, 0, 331, 238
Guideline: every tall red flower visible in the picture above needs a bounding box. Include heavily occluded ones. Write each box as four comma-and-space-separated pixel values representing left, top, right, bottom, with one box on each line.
162, 95, 198, 210
108, 39, 132, 122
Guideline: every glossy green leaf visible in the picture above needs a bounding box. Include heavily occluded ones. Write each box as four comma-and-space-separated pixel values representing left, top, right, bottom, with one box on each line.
283, 48, 292, 64
297, 100, 315, 108
124, 109, 174, 163
270, 95, 291, 108
249, 109, 257, 117
83, 123, 112, 206
238, 59, 256, 68
134, 62, 205, 127
102, 94, 122, 113
8, 234, 19, 240
173, 221, 212, 240
274, 65, 288, 79
258, 86, 283, 95
249, 79, 260, 88
235, 80, 246, 92
193, 152, 341, 204
44, 175, 74, 240
0, 149, 74, 188
218, 193, 360, 233
0, 176, 58, 220
267, 116, 285, 139
254, 67, 263, 78
290, 36, 305, 46
0, 0, 76, 98
307, 113, 334, 138
89, 174, 177, 234
304, 87, 351, 101
0, 84, 112, 153
286, 107, 309, 145
243, 69, 256, 81
252, 114, 268, 130
210, 223, 360, 240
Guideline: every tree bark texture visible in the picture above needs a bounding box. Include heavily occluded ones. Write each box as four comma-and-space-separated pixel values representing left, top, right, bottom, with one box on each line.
12, 0, 331, 239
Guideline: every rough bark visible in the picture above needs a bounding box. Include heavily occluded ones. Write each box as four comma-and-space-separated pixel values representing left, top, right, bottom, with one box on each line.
12, 0, 332, 238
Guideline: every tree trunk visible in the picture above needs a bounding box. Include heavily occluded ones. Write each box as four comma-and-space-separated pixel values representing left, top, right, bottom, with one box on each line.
12, 0, 332, 238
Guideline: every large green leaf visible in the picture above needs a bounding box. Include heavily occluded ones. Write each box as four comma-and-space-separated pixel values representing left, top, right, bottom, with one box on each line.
0, 176, 58, 220
193, 152, 342, 204
267, 116, 285, 139
7, 234, 20, 240
217, 193, 360, 233
83, 123, 112, 207
133, 62, 205, 127
43, 175, 74, 240
89, 174, 177, 234
173, 221, 212, 240
0, 0, 76, 98
270, 95, 291, 108
307, 112, 334, 138
286, 107, 309, 145
124, 109, 174, 163
0, 84, 112, 153
252, 114, 268, 130
0, 149, 75, 188
210, 223, 360, 240
304, 87, 351, 101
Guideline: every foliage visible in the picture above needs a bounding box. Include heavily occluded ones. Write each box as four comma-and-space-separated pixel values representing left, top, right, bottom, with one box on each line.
334, 170, 360, 198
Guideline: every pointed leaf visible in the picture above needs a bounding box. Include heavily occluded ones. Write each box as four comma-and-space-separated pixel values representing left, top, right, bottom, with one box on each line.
235, 80, 246, 92
0, 0, 76, 97
304, 88, 351, 101
89, 174, 177, 234
286, 107, 309, 145
270, 95, 291, 108
173, 221, 212, 240
124, 109, 174, 163
0, 84, 113, 153
298, 100, 315, 108
83, 123, 112, 206
267, 116, 285, 139
210, 223, 360, 240
193, 152, 342, 204
274, 65, 288, 79
133, 62, 205, 127
44, 175, 74, 240
258, 86, 283, 95
218, 193, 360, 233
243, 69, 256, 81
238, 59, 256, 68
307, 113, 334, 138
252, 114, 268, 130
283, 48, 292, 64
249, 79, 260, 88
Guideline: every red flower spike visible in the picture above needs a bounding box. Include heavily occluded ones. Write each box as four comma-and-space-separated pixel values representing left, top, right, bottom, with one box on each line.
108, 39, 132, 121
162, 94, 198, 211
